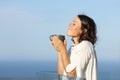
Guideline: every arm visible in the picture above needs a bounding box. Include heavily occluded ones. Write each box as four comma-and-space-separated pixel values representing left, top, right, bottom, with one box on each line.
59, 49, 76, 76
57, 52, 64, 75
52, 36, 76, 76
57, 50, 76, 76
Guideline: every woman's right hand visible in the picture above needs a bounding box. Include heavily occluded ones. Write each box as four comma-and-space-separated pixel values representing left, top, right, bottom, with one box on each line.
51, 35, 67, 53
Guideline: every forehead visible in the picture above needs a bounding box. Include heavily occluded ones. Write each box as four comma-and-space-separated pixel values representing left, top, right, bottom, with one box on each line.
73, 17, 81, 24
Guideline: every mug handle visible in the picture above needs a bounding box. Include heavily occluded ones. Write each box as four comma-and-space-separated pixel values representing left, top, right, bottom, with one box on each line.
49, 34, 57, 41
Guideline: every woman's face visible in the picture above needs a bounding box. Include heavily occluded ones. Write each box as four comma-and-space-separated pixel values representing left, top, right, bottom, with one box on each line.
67, 17, 82, 37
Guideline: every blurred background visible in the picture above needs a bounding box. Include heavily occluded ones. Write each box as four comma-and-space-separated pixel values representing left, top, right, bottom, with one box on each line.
0, 0, 120, 80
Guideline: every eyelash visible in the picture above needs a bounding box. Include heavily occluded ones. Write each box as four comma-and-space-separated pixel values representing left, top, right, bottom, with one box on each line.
71, 22, 76, 25
73, 23, 77, 26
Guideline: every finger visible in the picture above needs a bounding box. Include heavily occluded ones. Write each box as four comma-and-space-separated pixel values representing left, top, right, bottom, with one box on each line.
52, 36, 60, 42
53, 35, 58, 39
50, 35, 57, 41
64, 39, 67, 46
51, 36, 58, 45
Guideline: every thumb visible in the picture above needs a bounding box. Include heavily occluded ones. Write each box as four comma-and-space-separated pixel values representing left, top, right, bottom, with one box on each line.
64, 39, 67, 46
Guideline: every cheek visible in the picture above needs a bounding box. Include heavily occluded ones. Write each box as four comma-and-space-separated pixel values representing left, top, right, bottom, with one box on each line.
69, 25, 78, 30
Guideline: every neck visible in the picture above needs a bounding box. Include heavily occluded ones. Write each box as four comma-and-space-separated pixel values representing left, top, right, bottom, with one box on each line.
72, 37, 80, 45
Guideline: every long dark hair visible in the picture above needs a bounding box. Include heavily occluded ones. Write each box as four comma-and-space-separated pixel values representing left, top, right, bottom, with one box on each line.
78, 14, 97, 45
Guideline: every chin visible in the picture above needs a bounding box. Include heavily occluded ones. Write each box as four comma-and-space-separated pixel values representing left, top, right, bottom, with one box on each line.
67, 30, 76, 37
67, 34, 72, 37
66, 32, 73, 37
67, 32, 79, 37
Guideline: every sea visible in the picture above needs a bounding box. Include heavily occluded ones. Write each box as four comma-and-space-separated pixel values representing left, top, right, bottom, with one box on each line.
0, 60, 120, 80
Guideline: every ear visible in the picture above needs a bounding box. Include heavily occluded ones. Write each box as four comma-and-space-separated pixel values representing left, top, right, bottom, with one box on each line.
84, 29, 87, 33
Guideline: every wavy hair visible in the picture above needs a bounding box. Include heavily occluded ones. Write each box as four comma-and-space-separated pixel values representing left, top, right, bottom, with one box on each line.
77, 15, 97, 45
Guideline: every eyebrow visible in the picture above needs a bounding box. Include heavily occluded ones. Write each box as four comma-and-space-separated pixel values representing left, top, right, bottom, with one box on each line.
72, 21, 80, 25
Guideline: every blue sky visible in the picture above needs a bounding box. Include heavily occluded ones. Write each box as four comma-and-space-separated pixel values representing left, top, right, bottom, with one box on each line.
0, 0, 120, 62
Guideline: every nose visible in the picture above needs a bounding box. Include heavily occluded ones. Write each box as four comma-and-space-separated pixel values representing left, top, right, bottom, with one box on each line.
69, 22, 73, 26
68, 23, 73, 29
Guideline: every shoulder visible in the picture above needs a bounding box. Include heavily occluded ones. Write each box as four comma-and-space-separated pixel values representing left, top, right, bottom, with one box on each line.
79, 40, 94, 53
80, 40, 93, 48
70, 41, 94, 54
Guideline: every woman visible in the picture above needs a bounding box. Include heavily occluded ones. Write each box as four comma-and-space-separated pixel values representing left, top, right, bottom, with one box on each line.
51, 14, 97, 80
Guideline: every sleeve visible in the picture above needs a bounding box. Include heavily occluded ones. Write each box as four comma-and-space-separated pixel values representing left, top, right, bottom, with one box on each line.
65, 45, 91, 73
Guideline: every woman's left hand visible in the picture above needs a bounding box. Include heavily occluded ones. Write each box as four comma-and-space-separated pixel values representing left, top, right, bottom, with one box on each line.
51, 35, 66, 53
